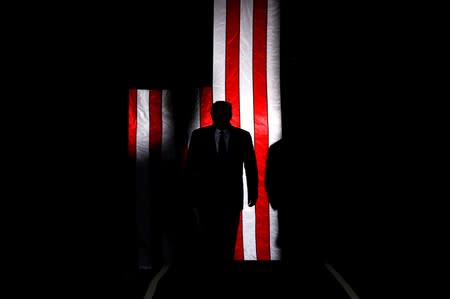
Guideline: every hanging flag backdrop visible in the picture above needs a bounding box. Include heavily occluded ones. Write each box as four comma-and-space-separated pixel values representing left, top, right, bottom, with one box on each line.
212, 0, 282, 260
129, 0, 282, 263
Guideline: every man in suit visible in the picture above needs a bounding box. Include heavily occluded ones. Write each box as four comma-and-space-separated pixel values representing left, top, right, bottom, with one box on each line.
185, 100, 258, 263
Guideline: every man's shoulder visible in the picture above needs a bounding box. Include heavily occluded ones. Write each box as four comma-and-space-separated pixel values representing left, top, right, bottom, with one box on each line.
230, 126, 251, 136
230, 126, 246, 132
192, 126, 214, 135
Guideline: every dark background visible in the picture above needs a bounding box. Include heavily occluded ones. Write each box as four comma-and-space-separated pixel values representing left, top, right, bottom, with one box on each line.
117, 1, 412, 297
12, 1, 437, 298
107, 1, 415, 297
118, 2, 432, 297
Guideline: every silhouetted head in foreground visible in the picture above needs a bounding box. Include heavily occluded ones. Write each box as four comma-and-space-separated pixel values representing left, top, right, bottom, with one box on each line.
211, 101, 232, 129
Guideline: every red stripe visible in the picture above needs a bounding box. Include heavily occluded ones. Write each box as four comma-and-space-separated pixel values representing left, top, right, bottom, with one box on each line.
253, 0, 270, 260
225, 0, 244, 261
128, 88, 137, 158
200, 87, 213, 127
149, 90, 162, 155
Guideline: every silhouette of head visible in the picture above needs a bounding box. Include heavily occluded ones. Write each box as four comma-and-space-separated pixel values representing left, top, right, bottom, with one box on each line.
211, 101, 232, 129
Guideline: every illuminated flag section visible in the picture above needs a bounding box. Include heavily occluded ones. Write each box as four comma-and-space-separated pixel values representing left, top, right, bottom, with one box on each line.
129, 89, 175, 268
129, 89, 176, 162
209, 0, 282, 260
130, 0, 282, 263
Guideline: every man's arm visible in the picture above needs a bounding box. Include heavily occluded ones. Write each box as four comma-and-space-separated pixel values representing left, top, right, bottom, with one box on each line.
243, 131, 258, 207
265, 144, 277, 209
265, 140, 282, 210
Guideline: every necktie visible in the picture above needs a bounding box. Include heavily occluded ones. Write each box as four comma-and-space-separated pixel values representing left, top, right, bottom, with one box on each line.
218, 130, 226, 158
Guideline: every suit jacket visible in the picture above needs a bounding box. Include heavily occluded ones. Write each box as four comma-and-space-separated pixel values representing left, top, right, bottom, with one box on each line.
186, 125, 258, 210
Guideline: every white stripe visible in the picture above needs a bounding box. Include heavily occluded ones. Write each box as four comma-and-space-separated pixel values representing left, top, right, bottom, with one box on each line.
161, 90, 175, 161
136, 89, 150, 162
213, 0, 227, 102
267, 0, 281, 260
136, 90, 151, 267
239, 0, 257, 261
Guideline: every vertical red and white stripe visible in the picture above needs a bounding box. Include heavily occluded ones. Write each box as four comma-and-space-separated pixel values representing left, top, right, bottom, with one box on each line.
130, 0, 281, 262
211, 0, 282, 260
129, 88, 176, 173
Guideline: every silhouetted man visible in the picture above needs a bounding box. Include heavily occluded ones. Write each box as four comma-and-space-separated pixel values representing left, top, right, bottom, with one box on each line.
185, 100, 258, 264
265, 139, 291, 262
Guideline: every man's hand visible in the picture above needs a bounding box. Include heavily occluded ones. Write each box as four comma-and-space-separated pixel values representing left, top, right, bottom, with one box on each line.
248, 197, 257, 207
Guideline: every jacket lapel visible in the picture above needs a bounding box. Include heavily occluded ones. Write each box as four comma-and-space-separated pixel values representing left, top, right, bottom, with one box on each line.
207, 127, 217, 156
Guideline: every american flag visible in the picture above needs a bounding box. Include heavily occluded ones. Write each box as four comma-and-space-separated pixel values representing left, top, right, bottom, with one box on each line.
129, 0, 282, 262
212, 0, 281, 260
